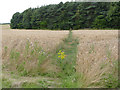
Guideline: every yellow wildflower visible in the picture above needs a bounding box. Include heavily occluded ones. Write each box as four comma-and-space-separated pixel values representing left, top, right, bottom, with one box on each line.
58, 50, 66, 60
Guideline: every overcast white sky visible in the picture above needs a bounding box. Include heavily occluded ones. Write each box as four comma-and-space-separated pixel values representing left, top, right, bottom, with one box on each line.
1, 0, 119, 23
0, 0, 71, 23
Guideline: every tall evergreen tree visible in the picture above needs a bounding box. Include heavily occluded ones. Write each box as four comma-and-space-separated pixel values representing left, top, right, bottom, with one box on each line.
10, 2, 120, 30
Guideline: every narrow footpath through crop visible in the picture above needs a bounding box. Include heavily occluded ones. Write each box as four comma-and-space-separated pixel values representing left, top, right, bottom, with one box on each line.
49, 30, 80, 88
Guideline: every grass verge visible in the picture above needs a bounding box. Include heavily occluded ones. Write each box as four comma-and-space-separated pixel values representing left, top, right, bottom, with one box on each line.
47, 31, 81, 87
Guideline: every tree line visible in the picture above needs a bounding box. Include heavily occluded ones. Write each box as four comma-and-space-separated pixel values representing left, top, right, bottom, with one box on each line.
10, 2, 120, 30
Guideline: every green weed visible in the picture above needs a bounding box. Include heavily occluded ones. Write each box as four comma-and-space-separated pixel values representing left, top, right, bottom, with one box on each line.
2, 78, 12, 88
0, 77, 1, 89
106, 44, 112, 59
4, 46, 8, 53
16, 62, 28, 76
89, 44, 95, 54
102, 60, 118, 88
51, 31, 80, 87
100, 63, 107, 70
103, 73, 118, 88
10, 50, 20, 61
6, 41, 47, 76
22, 82, 41, 88
25, 40, 30, 55
38, 53, 46, 66
38, 80, 49, 88
21, 80, 49, 88
61, 73, 84, 88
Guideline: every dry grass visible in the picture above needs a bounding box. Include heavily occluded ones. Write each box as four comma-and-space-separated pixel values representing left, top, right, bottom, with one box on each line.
2, 26, 68, 51
2, 25, 68, 76
2, 25, 68, 62
73, 30, 118, 87
2, 25, 118, 88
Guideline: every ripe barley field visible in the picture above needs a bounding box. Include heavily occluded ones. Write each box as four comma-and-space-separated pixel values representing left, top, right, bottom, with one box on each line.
1, 25, 119, 88
73, 30, 118, 87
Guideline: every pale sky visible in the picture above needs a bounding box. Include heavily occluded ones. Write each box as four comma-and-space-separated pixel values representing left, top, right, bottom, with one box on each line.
0, 0, 71, 23
1, 0, 119, 23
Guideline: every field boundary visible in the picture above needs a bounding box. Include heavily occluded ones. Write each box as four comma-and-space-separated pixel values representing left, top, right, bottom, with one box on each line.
45, 31, 81, 87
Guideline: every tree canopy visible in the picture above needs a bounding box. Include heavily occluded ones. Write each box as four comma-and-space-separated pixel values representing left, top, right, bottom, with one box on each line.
10, 2, 120, 30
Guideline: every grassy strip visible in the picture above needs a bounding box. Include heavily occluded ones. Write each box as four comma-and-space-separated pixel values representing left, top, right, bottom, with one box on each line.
48, 31, 82, 87
57, 31, 81, 87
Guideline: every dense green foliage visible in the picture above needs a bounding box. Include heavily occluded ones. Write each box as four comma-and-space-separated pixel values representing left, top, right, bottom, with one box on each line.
10, 2, 120, 30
